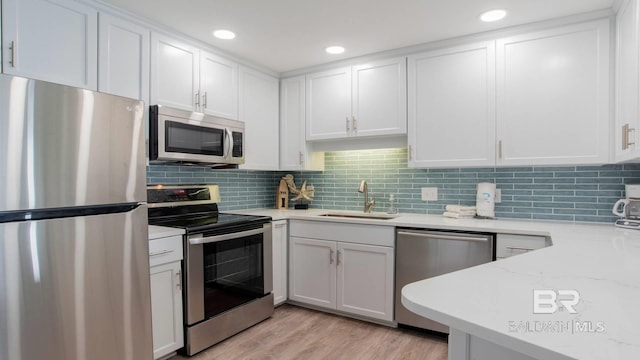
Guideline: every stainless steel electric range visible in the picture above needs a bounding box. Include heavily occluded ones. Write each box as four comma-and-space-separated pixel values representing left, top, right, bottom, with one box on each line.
147, 184, 274, 356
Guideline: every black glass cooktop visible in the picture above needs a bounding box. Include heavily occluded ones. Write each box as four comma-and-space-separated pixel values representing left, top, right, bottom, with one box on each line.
148, 211, 271, 232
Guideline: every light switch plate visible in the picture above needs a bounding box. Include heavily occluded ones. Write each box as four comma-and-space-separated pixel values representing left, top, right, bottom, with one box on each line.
495, 188, 501, 203
421, 187, 438, 201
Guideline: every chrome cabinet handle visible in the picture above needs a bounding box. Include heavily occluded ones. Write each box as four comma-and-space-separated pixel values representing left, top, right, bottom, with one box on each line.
623, 124, 636, 150
408, 145, 413, 161
352, 116, 357, 134
329, 249, 334, 264
203, 92, 208, 109
299, 151, 304, 165
346, 117, 350, 133
9, 41, 16, 67
337, 250, 342, 265
176, 270, 182, 290
149, 249, 174, 257
498, 140, 503, 159
195, 90, 200, 109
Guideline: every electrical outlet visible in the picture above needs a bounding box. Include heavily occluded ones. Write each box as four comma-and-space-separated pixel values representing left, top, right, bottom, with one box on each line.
421, 187, 438, 201
495, 188, 501, 203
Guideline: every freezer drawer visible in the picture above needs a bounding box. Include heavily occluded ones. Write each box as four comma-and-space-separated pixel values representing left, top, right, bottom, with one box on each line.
395, 229, 495, 333
0, 206, 153, 360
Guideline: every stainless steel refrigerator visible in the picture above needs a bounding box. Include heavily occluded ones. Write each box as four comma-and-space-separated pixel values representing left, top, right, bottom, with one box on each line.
0, 75, 152, 360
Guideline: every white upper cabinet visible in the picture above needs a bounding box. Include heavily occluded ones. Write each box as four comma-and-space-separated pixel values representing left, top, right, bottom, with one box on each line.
280, 76, 324, 171
616, 0, 640, 162
306, 67, 352, 140
3, 0, 97, 89
496, 19, 610, 166
150, 32, 199, 111
98, 13, 149, 102
238, 66, 279, 170
408, 41, 496, 168
150, 33, 239, 118
352, 58, 407, 137
306, 57, 407, 141
200, 51, 239, 119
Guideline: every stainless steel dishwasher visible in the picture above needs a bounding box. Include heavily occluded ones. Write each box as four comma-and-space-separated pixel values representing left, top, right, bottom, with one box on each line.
395, 228, 495, 333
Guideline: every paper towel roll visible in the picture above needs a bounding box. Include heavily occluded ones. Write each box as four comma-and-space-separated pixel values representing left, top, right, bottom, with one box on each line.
476, 182, 496, 218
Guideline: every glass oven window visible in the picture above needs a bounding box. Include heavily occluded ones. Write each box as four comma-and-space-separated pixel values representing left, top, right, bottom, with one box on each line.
202, 233, 264, 318
166, 121, 224, 156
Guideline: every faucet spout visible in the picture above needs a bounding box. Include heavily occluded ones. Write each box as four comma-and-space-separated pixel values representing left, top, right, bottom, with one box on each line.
357, 180, 375, 213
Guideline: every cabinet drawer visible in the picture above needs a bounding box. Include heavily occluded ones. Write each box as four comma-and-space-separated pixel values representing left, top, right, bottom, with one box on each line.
290, 220, 394, 247
149, 235, 183, 266
496, 234, 548, 259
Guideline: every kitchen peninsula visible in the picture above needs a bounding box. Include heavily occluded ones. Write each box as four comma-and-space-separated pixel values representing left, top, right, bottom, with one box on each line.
233, 208, 640, 360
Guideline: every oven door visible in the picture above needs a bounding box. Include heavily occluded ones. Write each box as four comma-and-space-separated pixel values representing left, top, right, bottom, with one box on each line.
185, 222, 272, 325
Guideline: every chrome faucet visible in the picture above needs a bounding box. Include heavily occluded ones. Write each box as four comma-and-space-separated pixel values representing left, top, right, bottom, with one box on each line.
357, 180, 375, 213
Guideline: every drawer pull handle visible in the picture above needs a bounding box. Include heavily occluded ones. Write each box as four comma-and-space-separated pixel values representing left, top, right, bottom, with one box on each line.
149, 249, 174, 257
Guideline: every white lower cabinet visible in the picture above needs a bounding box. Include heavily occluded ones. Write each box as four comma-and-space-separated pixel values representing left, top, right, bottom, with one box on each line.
496, 234, 548, 260
288, 220, 394, 322
149, 234, 184, 359
272, 220, 288, 306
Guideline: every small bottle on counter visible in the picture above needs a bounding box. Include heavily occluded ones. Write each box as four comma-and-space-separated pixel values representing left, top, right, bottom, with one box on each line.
387, 194, 398, 214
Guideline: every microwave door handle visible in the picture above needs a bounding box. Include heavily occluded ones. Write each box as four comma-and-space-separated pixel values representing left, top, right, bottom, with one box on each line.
224, 128, 233, 159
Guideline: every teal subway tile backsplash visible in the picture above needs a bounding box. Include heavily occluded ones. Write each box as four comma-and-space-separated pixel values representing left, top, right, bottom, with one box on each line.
147, 147, 640, 223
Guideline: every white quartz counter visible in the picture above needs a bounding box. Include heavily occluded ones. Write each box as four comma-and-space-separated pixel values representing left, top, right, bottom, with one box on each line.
230, 208, 640, 360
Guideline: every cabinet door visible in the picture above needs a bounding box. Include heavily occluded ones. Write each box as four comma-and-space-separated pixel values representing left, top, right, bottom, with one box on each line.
352, 57, 407, 137
496, 19, 610, 166
336, 242, 394, 321
200, 51, 238, 119
150, 32, 199, 111
272, 220, 288, 306
408, 42, 496, 168
280, 76, 306, 170
98, 13, 149, 102
289, 237, 336, 309
238, 66, 279, 170
150, 261, 184, 359
616, 0, 640, 162
306, 67, 352, 140
3, 0, 97, 89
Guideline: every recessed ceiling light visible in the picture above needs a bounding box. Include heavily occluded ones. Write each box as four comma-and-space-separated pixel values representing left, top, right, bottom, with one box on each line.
480, 9, 507, 22
213, 29, 236, 40
325, 46, 345, 55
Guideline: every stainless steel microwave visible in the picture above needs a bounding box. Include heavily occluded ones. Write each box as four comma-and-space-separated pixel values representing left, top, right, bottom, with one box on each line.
149, 105, 244, 165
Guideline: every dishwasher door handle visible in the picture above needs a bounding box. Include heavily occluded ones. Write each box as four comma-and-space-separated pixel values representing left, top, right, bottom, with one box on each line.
397, 231, 489, 242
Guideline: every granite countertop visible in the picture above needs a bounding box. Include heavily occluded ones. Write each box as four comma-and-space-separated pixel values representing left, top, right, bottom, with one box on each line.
228, 208, 640, 360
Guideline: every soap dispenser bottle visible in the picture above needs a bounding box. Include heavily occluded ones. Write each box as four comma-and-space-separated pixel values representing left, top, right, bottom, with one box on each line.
387, 194, 398, 214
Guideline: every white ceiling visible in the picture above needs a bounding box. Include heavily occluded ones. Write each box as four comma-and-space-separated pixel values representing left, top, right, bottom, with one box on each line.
103, 0, 616, 73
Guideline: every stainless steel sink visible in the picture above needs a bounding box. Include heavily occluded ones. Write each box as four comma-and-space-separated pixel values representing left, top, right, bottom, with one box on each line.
318, 213, 397, 220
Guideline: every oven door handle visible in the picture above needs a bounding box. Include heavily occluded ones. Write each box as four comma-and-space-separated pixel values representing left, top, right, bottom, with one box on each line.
188, 227, 265, 245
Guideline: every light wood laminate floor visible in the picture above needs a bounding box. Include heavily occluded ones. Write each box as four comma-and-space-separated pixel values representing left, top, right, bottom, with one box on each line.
176, 304, 448, 360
